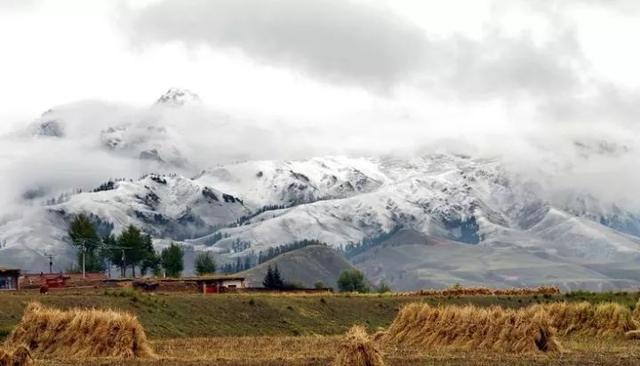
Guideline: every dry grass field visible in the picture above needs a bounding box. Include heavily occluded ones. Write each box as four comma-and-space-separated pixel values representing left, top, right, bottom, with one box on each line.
32, 335, 640, 365
2, 290, 640, 365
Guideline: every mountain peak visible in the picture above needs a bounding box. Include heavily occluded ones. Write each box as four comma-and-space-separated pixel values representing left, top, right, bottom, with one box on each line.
156, 88, 201, 107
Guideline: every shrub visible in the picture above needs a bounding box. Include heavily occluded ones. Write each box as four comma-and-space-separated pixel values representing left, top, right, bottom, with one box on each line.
337, 270, 369, 293
195, 251, 217, 275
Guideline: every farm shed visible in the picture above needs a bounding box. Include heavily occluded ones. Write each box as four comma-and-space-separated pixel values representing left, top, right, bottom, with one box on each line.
197, 276, 246, 294
0, 267, 20, 291
131, 276, 246, 293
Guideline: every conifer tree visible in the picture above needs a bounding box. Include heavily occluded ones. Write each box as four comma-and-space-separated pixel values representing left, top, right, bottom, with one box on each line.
195, 252, 216, 275
68, 214, 104, 272
272, 265, 284, 289
262, 265, 275, 289
160, 243, 184, 278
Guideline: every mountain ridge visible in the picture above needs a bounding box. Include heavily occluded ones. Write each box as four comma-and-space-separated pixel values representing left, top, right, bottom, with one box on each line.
1, 153, 640, 291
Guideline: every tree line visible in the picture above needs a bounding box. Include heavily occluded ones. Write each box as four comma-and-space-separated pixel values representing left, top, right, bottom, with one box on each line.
68, 214, 185, 277
67, 214, 391, 293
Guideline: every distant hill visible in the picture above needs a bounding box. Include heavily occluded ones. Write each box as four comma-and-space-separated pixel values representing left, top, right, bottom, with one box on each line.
241, 245, 356, 289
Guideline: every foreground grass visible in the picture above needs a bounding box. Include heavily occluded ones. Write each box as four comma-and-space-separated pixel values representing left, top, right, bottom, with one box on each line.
3, 290, 640, 365
1, 290, 638, 340
35, 336, 640, 365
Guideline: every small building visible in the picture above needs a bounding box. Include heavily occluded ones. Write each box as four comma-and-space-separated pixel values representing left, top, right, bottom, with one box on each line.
0, 267, 20, 291
131, 276, 247, 293
197, 275, 246, 294
21, 272, 70, 289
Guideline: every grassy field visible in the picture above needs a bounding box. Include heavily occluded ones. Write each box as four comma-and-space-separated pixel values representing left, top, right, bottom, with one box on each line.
30, 336, 640, 365
2, 290, 640, 365
2, 289, 638, 340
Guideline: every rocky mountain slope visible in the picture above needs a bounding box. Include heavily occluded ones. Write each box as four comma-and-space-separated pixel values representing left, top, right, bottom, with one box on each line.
2, 90, 640, 290
1, 152, 639, 291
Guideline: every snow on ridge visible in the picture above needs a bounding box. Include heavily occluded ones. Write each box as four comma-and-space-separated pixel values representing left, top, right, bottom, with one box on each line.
155, 88, 201, 107
1, 153, 640, 286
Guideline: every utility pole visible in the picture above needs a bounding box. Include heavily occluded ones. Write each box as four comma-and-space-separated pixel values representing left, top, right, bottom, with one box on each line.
82, 240, 86, 279
121, 249, 126, 278
44, 253, 54, 273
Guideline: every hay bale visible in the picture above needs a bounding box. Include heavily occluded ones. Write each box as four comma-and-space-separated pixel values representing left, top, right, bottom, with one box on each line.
7, 345, 33, 366
383, 303, 561, 353
371, 331, 387, 342
0, 345, 33, 366
532, 302, 636, 337
4, 302, 154, 359
333, 325, 385, 366
0, 349, 10, 366
633, 298, 640, 322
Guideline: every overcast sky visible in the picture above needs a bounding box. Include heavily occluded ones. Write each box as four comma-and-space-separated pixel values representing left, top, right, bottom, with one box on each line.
1, 0, 639, 137
1, 0, 640, 210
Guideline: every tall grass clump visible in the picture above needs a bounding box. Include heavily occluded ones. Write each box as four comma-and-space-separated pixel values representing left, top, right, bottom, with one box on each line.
4, 302, 155, 359
333, 325, 385, 366
384, 303, 561, 353
532, 302, 637, 338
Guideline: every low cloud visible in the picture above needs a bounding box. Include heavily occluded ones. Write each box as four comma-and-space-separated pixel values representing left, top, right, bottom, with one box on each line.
123, 0, 585, 98
1, 0, 640, 216
124, 0, 429, 90
1, 94, 639, 217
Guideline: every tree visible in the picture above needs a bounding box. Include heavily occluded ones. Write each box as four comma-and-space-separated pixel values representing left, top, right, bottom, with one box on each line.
272, 265, 284, 289
375, 281, 391, 294
161, 243, 184, 278
262, 265, 285, 289
117, 225, 146, 277
243, 256, 252, 270
337, 269, 369, 293
102, 234, 120, 275
140, 234, 160, 276
262, 265, 274, 288
195, 252, 216, 275
68, 214, 104, 272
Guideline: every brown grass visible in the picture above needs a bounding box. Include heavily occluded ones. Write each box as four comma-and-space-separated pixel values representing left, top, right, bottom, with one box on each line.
4, 302, 155, 359
532, 302, 637, 338
0, 345, 33, 366
383, 303, 562, 354
395, 286, 560, 297
25, 333, 640, 366
332, 325, 385, 366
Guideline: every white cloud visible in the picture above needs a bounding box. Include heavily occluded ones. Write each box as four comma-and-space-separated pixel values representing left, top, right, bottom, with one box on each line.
1, 0, 640, 212
123, 0, 430, 91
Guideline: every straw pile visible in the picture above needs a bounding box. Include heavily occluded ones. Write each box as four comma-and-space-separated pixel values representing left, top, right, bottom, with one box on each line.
332, 325, 385, 366
633, 298, 640, 322
395, 286, 560, 297
383, 303, 561, 353
0, 345, 33, 366
4, 302, 155, 359
628, 299, 640, 339
532, 302, 637, 338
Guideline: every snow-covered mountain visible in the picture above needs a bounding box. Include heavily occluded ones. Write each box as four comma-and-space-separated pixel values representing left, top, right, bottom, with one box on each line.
2, 153, 640, 290
0, 174, 248, 270
2, 90, 640, 290
22, 89, 201, 173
